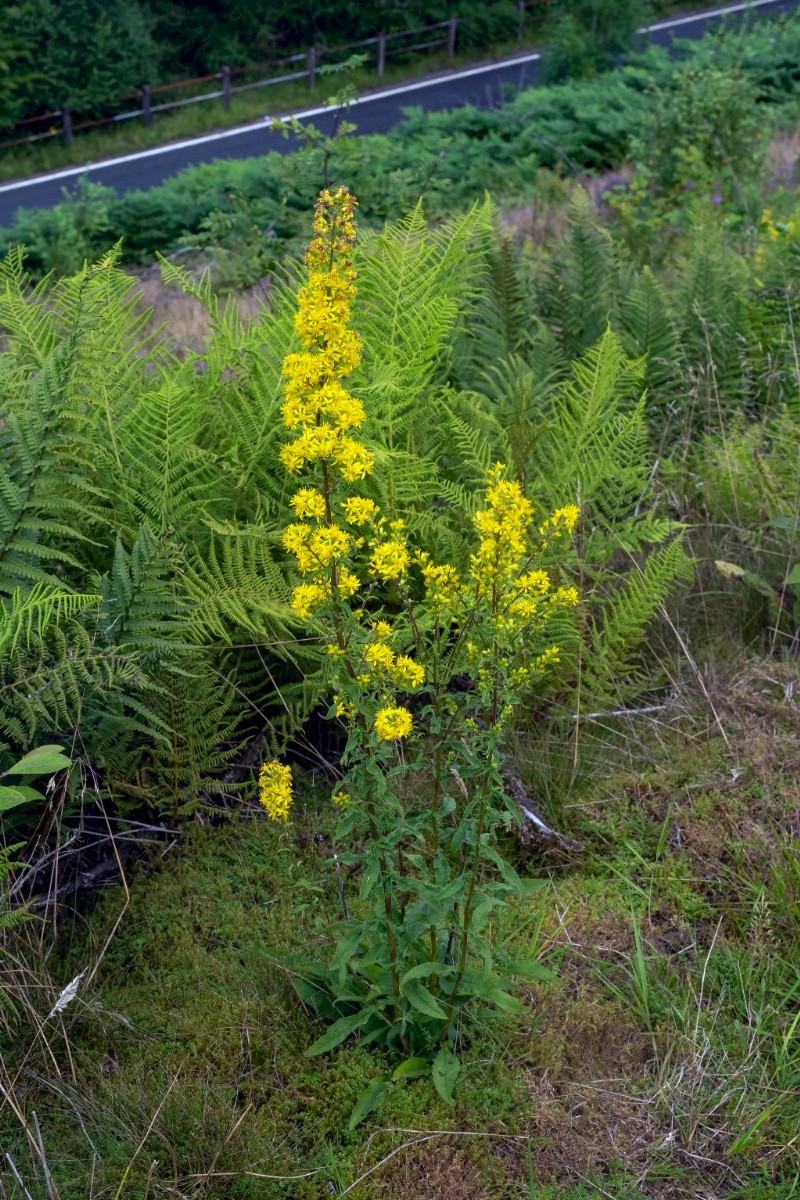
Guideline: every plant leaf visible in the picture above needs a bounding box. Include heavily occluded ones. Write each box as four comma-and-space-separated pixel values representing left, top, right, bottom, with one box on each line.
5, 746, 71, 777
432, 1045, 460, 1105
403, 979, 448, 1020
348, 1078, 390, 1130
715, 559, 746, 580
305, 1009, 370, 1057
392, 1056, 432, 1082
400, 961, 455, 988
0, 785, 42, 813
500, 958, 556, 982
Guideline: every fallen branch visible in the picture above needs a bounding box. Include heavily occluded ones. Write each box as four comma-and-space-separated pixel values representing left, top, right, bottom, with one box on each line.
502, 771, 583, 854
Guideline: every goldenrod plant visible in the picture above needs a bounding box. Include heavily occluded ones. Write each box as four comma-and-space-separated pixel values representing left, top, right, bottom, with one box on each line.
258, 188, 580, 1119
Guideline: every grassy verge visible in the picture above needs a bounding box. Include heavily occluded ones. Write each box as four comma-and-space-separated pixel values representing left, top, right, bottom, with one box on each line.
2, 655, 798, 1198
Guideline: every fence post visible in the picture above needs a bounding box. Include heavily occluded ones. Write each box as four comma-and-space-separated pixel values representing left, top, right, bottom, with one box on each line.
446, 16, 457, 57
62, 105, 72, 148
377, 32, 386, 78
142, 84, 152, 128
307, 46, 317, 91
517, 0, 525, 41
222, 64, 232, 110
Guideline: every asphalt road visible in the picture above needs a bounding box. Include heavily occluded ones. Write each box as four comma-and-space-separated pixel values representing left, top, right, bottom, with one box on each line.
0, 0, 797, 227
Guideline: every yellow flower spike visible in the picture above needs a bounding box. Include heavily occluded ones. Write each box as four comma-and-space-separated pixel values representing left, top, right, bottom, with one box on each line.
280, 186, 372, 491
374, 706, 413, 741
259, 761, 293, 821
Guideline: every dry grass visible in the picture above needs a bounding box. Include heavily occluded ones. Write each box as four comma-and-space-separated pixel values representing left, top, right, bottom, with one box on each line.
132, 265, 270, 352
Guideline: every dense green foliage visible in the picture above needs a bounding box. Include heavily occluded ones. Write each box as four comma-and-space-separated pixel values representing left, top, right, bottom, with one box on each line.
0, 200, 691, 828
0, 0, 521, 126
0, 0, 159, 128
1, 0, 695, 128
540, 0, 652, 81
4, 12, 800, 278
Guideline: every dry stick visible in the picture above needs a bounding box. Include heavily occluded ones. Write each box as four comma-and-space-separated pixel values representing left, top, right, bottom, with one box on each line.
657, 605, 731, 751
502, 770, 583, 853
142, 1160, 157, 1200
179, 1167, 327, 1182
341, 1128, 530, 1197
4, 1155, 35, 1200
31, 1111, 57, 1200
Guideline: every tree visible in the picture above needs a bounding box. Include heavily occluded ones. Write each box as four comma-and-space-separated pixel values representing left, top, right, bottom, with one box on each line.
0, 4, 41, 131
540, 0, 652, 82
29, 0, 159, 115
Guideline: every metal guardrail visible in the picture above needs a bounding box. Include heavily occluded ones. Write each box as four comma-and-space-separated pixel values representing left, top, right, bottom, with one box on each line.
0, 16, 475, 152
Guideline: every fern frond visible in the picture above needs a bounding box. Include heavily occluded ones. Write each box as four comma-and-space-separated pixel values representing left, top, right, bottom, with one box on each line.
583, 538, 693, 701
0, 584, 100, 656
182, 528, 296, 646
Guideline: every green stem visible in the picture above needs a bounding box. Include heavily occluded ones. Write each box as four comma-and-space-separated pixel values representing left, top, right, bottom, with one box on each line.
441, 778, 488, 1043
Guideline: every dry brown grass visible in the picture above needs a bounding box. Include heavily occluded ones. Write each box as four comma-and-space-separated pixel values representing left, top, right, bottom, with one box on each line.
131, 265, 270, 353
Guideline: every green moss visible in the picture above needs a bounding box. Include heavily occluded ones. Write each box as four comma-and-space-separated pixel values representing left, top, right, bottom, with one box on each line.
4, 698, 800, 1198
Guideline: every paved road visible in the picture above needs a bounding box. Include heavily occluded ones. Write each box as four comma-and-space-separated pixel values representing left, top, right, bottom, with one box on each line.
0, 0, 797, 227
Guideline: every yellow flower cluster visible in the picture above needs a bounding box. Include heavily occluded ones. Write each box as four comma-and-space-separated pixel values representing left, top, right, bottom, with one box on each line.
472, 466, 535, 585
469, 467, 579, 623
364, 639, 425, 687
342, 496, 379, 526
259, 760, 293, 820
278, 209, 372, 479
277, 187, 423, 761
417, 557, 461, 611
370, 538, 410, 581
374, 706, 413, 741
538, 505, 580, 545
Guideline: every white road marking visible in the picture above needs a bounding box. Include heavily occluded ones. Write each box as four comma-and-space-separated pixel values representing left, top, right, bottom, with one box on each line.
0, 0, 791, 199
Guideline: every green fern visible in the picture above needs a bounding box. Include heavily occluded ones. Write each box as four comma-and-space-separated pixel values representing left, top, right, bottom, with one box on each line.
537, 188, 619, 359
0, 843, 32, 1019
582, 537, 694, 702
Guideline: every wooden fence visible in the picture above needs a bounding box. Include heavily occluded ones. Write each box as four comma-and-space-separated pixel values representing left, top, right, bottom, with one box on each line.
0, 10, 530, 153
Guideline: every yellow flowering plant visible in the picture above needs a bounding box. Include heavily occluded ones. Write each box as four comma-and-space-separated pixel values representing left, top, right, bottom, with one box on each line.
260, 188, 580, 1119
